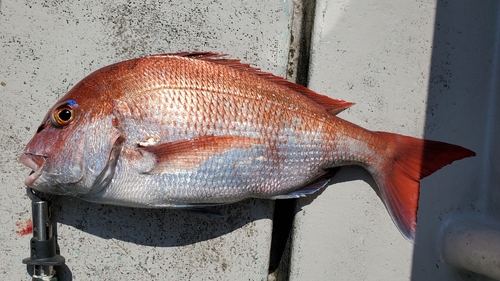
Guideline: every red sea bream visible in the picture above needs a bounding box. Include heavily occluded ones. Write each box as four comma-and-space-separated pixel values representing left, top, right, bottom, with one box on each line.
19, 53, 475, 241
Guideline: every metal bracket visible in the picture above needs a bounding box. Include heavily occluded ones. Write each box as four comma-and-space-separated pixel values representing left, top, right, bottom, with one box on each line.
23, 188, 65, 281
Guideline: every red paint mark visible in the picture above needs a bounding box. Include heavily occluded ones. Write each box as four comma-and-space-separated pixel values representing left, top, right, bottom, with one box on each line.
15, 219, 33, 236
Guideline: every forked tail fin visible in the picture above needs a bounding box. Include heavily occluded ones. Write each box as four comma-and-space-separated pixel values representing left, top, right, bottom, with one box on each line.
372, 132, 475, 241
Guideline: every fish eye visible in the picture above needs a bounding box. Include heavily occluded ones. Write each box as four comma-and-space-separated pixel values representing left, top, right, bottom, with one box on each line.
52, 101, 76, 127
53, 107, 74, 126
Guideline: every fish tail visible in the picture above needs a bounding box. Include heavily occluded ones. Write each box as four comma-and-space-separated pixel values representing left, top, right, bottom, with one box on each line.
371, 132, 475, 241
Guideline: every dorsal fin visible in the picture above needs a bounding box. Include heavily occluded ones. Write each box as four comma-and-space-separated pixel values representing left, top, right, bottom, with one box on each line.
155, 52, 355, 115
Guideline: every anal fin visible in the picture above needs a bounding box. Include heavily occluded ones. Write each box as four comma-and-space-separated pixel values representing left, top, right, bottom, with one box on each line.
270, 168, 341, 199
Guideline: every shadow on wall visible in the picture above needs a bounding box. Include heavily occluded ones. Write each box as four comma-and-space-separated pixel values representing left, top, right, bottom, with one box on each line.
50, 196, 274, 281
51, 196, 272, 247
412, 0, 500, 280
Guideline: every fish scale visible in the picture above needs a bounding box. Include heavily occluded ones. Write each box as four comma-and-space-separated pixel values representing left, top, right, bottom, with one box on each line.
111, 88, 327, 201
19, 53, 475, 241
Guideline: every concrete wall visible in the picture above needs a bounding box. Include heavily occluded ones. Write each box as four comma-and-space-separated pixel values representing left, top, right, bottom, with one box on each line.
1, 0, 498, 280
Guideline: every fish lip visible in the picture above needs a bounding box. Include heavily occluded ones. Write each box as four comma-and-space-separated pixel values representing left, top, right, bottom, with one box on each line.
19, 153, 46, 186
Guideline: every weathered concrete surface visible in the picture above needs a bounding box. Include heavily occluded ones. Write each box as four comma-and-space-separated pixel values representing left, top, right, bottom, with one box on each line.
0, 0, 291, 279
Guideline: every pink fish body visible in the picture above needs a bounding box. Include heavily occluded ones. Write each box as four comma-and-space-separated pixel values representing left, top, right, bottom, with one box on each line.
19, 53, 475, 240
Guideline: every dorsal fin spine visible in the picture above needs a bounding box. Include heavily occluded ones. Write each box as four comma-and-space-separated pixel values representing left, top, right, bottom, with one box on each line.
154, 52, 355, 115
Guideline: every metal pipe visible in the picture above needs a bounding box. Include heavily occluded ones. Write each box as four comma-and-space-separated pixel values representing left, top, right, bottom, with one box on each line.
442, 218, 500, 280
23, 188, 65, 281
32, 200, 55, 279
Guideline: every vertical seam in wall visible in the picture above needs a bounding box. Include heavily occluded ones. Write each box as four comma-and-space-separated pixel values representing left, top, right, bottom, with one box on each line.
478, 6, 500, 207
286, 0, 317, 87
267, 1, 317, 280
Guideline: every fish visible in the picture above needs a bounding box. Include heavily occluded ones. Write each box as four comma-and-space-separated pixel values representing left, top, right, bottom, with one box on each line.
19, 52, 475, 241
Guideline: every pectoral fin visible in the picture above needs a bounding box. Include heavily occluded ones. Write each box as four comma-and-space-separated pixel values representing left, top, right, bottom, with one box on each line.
138, 135, 262, 174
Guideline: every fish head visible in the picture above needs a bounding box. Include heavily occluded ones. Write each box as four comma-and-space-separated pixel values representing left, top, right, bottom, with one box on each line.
19, 73, 121, 196
19, 98, 88, 194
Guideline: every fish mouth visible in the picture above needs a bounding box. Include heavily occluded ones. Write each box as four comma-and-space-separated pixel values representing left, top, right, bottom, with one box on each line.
19, 153, 46, 186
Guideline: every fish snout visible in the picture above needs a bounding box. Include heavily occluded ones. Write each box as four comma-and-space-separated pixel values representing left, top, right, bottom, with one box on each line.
19, 153, 46, 186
